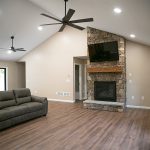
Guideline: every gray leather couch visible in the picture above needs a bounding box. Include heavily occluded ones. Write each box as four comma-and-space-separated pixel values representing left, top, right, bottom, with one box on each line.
0, 88, 48, 130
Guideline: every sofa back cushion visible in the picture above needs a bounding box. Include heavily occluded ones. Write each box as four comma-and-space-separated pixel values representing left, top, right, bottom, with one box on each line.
13, 88, 31, 105
0, 90, 17, 109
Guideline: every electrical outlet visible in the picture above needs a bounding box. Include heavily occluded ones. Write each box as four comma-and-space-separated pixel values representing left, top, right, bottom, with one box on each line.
57, 92, 62, 96
66, 92, 69, 96
63, 92, 70, 96
56, 92, 70, 96
60, 92, 63, 96
63, 92, 67, 96
57, 92, 59, 95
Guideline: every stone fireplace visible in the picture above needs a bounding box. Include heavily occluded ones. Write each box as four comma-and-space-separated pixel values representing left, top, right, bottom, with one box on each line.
83, 27, 126, 112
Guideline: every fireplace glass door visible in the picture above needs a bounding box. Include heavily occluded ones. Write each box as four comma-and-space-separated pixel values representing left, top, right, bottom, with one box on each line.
94, 81, 116, 102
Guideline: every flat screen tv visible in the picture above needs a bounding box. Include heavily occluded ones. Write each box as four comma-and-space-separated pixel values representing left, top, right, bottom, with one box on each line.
88, 41, 119, 62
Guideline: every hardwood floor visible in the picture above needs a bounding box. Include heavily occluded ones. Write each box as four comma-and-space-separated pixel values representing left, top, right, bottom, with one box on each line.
0, 102, 150, 150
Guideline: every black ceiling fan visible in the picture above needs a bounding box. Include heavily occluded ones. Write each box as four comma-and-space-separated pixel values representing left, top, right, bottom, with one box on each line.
40, 0, 94, 32
0, 36, 26, 52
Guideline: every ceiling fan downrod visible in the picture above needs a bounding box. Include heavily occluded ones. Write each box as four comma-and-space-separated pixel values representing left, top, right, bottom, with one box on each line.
64, 0, 68, 17
11, 36, 14, 48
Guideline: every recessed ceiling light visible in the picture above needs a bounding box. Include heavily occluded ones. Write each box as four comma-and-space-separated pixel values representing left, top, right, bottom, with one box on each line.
7, 50, 12, 54
130, 34, 136, 38
113, 8, 122, 14
37, 26, 43, 31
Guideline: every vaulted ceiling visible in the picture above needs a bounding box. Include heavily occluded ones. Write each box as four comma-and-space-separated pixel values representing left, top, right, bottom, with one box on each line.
0, 0, 150, 61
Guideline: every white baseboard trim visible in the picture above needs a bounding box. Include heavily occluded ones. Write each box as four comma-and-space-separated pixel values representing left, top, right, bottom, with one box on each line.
126, 105, 150, 110
48, 98, 75, 103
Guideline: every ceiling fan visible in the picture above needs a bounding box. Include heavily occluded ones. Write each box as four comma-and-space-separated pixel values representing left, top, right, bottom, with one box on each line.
40, 0, 94, 32
0, 36, 26, 52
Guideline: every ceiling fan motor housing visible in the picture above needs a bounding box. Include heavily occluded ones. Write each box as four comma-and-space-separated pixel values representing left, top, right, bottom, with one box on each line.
11, 36, 14, 39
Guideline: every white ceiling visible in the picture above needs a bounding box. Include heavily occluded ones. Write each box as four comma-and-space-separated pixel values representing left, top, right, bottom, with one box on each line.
0, 0, 150, 61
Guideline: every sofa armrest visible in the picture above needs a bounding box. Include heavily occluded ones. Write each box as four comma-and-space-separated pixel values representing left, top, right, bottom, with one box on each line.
31, 95, 47, 103
31, 95, 48, 116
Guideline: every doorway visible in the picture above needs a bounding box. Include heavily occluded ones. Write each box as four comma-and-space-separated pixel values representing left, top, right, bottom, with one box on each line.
74, 58, 87, 101
0, 68, 6, 91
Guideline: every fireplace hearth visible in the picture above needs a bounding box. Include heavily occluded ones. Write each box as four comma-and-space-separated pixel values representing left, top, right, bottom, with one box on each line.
94, 81, 116, 102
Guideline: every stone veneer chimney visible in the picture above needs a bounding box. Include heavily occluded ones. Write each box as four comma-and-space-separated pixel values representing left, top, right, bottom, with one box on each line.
87, 27, 126, 103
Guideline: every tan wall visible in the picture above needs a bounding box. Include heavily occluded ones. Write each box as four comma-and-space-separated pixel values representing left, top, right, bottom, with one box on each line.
0, 61, 25, 90
21, 27, 87, 101
21, 26, 150, 106
126, 40, 150, 107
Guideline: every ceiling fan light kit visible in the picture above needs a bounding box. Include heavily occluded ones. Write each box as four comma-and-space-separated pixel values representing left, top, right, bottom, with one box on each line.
40, 0, 94, 32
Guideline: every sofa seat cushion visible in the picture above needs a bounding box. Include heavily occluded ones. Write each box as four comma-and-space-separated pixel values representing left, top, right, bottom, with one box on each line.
0, 105, 29, 122
0, 102, 43, 122
20, 102, 43, 113
0, 91, 17, 109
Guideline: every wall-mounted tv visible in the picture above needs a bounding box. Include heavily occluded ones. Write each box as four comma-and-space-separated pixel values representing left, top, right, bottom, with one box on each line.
88, 41, 119, 62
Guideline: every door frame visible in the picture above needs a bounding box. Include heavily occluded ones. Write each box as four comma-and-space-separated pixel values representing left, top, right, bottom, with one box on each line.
0, 67, 8, 91
83, 64, 87, 100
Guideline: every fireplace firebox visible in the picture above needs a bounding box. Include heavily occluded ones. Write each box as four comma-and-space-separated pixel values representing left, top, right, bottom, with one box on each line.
94, 81, 116, 102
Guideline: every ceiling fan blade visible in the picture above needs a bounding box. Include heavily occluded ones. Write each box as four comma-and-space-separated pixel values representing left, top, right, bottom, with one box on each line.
59, 24, 66, 32
0, 48, 12, 51
40, 23, 62, 26
15, 48, 24, 50
0, 48, 8, 50
15, 49, 26, 52
15, 49, 26, 51
63, 9, 75, 21
70, 18, 94, 23
68, 23, 85, 30
41, 13, 62, 23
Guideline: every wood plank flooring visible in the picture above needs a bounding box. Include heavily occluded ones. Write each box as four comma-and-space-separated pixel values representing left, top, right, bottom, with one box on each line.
0, 102, 150, 150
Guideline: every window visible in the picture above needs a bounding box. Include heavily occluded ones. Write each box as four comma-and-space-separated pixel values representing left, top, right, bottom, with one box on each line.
0, 68, 6, 91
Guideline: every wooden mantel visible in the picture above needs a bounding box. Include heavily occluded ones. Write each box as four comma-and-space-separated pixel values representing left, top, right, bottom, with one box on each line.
87, 66, 123, 73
